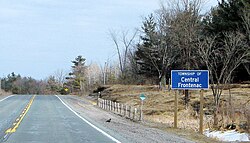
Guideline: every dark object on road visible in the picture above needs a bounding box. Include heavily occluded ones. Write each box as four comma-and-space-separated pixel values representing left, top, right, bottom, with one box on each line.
106, 118, 111, 122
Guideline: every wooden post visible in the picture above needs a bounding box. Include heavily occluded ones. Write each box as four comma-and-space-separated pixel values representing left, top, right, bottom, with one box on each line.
140, 100, 143, 121
106, 100, 108, 110
99, 99, 102, 108
140, 101, 143, 121
109, 101, 112, 111
112, 101, 114, 111
97, 96, 99, 107
116, 102, 118, 112
112, 102, 114, 112
103, 100, 105, 109
102, 100, 105, 109
114, 102, 116, 112
102, 100, 104, 109
174, 90, 178, 128
131, 106, 133, 119
111, 101, 113, 111
120, 104, 123, 114
105, 100, 107, 110
125, 105, 127, 117
108, 100, 110, 110
116, 103, 118, 113
199, 90, 204, 134
129, 106, 131, 118
134, 108, 137, 120
107, 100, 108, 110
117, 103, 119, 113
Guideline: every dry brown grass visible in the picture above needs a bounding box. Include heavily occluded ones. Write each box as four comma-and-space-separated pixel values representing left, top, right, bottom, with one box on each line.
0, 90, 11, 96
99, 84, 250, 141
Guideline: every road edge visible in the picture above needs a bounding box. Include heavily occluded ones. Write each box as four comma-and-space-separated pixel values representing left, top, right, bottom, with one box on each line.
55, 95, 121, 143
0, 95, 14, 102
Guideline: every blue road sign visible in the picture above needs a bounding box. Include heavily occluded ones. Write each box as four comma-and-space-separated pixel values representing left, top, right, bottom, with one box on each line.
171, 70, 209, 90
140, 94, 146, 101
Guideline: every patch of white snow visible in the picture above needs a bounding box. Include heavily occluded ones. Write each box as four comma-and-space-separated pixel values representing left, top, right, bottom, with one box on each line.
204, 129, 250, 142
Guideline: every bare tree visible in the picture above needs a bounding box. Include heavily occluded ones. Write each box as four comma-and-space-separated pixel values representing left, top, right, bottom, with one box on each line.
109, 30, 138, 77
242, 2, 250, 75
140, 12, 177, 89
54, 69, 67, 87
86, 63, 101, 87
99, 61, 108, 85
197, 32, 250, 128
163, 0, 204, 106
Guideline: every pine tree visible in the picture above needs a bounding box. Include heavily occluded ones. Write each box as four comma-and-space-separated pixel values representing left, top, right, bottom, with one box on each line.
135, 14, 175, 88
66, 55, 86, 93
203, 0, 250, 36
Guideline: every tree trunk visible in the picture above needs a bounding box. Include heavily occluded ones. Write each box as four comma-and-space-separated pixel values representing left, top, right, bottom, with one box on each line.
213, 107, 219, 129
228, 88, 233, 120
158, 75, 166, 91
159, 81, 162, 89
161, 75, 166, 91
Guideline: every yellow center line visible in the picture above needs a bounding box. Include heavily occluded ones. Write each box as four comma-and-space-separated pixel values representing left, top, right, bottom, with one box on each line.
5, 95, 36, 133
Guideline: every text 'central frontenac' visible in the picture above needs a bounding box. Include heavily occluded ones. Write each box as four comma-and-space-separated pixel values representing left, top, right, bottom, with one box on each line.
178, 77, 201, 88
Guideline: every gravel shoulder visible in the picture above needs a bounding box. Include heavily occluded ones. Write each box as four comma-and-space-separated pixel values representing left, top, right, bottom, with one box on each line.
59, 95, 195, 143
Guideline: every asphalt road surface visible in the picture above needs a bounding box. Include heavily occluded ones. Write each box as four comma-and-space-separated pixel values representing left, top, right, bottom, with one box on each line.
0, 95, 119, 143
0, 95, 32, 141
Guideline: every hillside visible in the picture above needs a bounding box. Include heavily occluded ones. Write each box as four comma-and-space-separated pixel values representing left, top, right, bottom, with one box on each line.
92, 84, 250, 133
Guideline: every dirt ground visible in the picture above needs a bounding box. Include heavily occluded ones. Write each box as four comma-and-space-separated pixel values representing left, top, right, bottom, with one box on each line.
60, 95, 222, 143
91, 84, 250, 140
0, 90, 11, 96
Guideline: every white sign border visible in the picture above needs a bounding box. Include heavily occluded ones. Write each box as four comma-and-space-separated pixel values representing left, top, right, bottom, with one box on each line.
171, 70, 209, 90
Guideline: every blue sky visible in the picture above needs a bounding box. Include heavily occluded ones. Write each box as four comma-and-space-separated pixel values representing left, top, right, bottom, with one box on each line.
0, 0, 218, 79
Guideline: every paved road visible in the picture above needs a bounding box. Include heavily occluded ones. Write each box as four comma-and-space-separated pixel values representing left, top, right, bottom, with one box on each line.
0, 95, 119, 143
0, 95, 32, 141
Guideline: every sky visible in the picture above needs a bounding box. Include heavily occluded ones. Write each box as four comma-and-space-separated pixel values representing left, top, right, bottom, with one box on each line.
0, 0, 219, 80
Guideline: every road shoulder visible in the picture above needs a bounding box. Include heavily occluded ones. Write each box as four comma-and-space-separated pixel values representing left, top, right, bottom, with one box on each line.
59, 95, 195, 143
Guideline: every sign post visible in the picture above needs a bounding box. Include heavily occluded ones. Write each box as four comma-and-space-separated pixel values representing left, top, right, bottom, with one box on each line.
200, 90, 204, 134
174, 90, 178, 128
139, 94, 146, 121
171, 70, 209, 133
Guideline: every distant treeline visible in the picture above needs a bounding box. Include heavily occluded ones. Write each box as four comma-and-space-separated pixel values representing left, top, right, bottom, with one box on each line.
1, 0, 249, 95
0, 72, 66, 95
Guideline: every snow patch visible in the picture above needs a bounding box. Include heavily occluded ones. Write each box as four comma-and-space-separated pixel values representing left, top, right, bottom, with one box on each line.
204, 129, 250, 142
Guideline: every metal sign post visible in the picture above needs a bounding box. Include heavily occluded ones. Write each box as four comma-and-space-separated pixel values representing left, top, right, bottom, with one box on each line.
139, 94, 146, 121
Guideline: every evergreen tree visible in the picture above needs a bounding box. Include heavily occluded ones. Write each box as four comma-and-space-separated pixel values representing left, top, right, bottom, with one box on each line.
66, 55, 86, 93
135, 14, 175, 88
202, 0, 250, 81
203, 0, 250, 37
135, 14, 159, 80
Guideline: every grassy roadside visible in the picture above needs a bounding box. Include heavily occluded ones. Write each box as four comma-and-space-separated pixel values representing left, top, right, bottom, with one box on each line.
143, 121, 223, 143
0, 90, 11, 96
87, 84, 250, 142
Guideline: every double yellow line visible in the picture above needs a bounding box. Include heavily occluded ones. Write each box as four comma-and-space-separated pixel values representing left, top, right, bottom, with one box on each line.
5, 95, 36, 133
